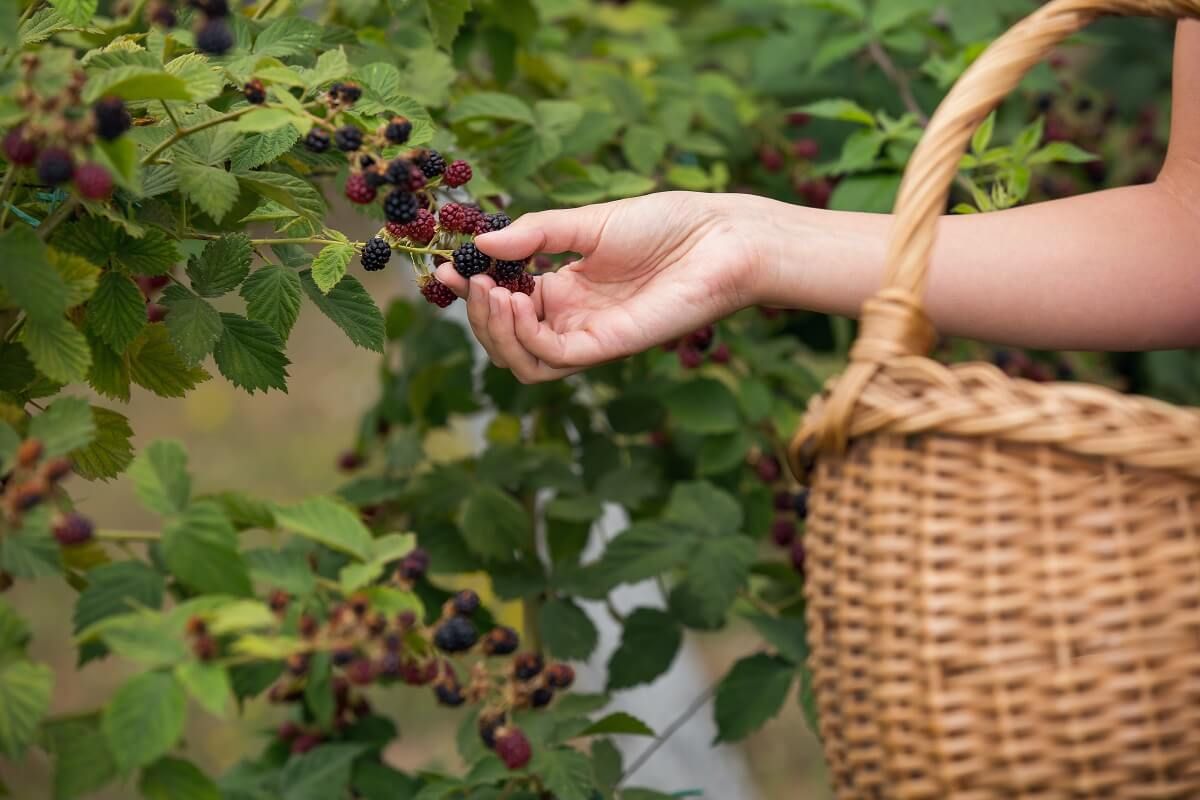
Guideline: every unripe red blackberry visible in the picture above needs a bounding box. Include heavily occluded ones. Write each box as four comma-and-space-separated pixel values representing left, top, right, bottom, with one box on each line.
755, 454, 782, 484
401, 658, 437, 685
530, 686, 554, 708
334, 125, 363, 152
360, 237, 391, 271
243, 79, 266, 105
286, 653, 309, 676
496, 272, 534, 296
195, 16, 234, 55
758, 145, 784, 173
92, 97, 132, 141
452, 242, 491, 278
687, 325, 714, 351
42, 457, 73, 483
16, 438, 43, 468
437, 202, 472, 233
790, 538, 806, 574
146, 303, 168, 323
416, 149, 446, 178
37, 148, 74, 185
433, 616, 478, 653
479, 211, 511, 233
791, 138, 820, 160
277, 721, 302, 741
416, 276, 454, 308
53, 512, 94, 546
512, 652, 543, 682
146, 0, 177, 26
710, 343, 731, 364
298, 614, 319, 638
9, 481, 45, 512
303, 128, 331, 153
545, 662, 575, 689
770, 515, 795, 548
396, 610, 417, 629
337, 450, 364, 471
494, 726, 532, 770
3, 127, 38, 165
291, 733, 323, 754
677, 347, 703, 369
491, 259, 527, 282
443, 160, 472, 187
398, 548, 430, 581
185, 616, 208, 637
384, 116, 412, 144
192, 634, 218, 661
478, 709, 507, 749
346, 658, 375, 686
383, 189, 419, 224
798, 177, 832, 209
787, 111, 812, 127
773, 491, 792, 511
268, 589, 290, 613
452, 589, 480, 616
482, 625, 519, 656
344, 172, 376, 204
388, 208, 436, 244
74, 163, 114, 200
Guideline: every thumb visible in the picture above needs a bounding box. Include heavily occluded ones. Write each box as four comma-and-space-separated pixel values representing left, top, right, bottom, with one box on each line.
475, 206, 607, 261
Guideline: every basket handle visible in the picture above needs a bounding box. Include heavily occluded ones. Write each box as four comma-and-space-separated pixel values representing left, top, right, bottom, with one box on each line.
803, 0, 1200, 459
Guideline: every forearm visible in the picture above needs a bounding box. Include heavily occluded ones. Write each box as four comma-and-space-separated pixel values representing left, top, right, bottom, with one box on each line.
749, 179, 1200, 351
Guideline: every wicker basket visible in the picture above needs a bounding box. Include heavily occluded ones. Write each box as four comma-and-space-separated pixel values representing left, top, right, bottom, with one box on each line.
787, 2, 1200, 797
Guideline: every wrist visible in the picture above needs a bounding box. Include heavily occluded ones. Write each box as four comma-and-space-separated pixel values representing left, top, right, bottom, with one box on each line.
735, 194, 817, 308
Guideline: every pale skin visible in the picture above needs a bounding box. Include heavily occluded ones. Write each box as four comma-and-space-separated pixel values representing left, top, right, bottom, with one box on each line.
435, 21, 1200, 384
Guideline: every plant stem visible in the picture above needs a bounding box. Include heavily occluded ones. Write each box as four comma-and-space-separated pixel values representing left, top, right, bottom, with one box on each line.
618, 680, 719, 787
97, 529, 162, 543
140, 106, 259, 165
184, 230, 453, 258
36, 196, 78, 241
0, 168, 18, 229
867, 40, 928, 126
159, 100, 183, 131
521, 596, 543, 654
252, 0, 278, 19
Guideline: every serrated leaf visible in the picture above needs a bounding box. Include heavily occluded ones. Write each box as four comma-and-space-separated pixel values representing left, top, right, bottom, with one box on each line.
303, 48, 352, 90
663, 481, 742, 536
85, 611, 187, 667
744, 613, 808, 665
102, 671, 186, 772
446, 91, 535, 125
274, 497, 372, 560
128, 324, 210, 397
299, 271, 384, 352
27, 396, 94, 457
212, 313, 290, 393
177, 160, 240, 221
186, 234, 252, 297
792, 98, 875, 126
174, 662, 231, 718
82, 66, 191, 103
528, 747, 591, 800
459, 484, 529, 562
73, 560, 165, 664
352, 63, 431, 119
0, 226, 68, 322
0, 423, 19, 475
607, 608, 682, 690
165, 53, 223, 103
279, 744, 367, 800
240, 265, 302, 341
160, 285, 223, 364
674, 536, 756, 628
48, 0, 96, 26
23, 315, 91, 385
713, 653, 794, 743
580, 711, 655, 737
310, 243, 354, 293
423, 0, 471, 50
129, 439, 190, 515
139, 757, 221, 800
48, 249, 99, 307
663, 378, 740, 434
230, 125, 300, 172
88, 271, 145, 353
163, 501, 252, 596
235, 170, 324, 220
0, 659, 52, 758
20, 7, 69, 45
254, 16, 322, 57
44, 714, 118, 800
540, 598, 597, 661
234, 108, 303, 133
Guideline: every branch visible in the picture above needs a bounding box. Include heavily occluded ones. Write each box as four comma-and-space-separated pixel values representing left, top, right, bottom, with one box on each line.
617, 679, 719, 787
140, 106, 259, 165
867, 40, 928, 126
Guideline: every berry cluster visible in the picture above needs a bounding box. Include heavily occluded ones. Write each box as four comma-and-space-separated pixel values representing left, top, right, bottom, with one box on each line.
754, 453, 807, 575
2, 58, 134, 202
662, 325, 729, 369
187, 0, 235, 55
0, 437, 91, 547
757, 112, 833, 208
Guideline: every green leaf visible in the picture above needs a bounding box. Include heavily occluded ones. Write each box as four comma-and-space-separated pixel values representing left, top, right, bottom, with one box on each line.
0, 423, 19, 475
28, 396, 95, 457
0, 226, 68, 322
662, 379, 740, 434
160, 285, 223, 365
244, 549, 314, 596
129, 439, 191, 515
240, 265, 303, 342
73, 560, 165, 662
254, 16, 322, 57
713, 653, 794, 742
459, 484, 529, 562
606, 171, 656, 199
87, 338, 131, 402
44, 714, 119, 800
165, 53, 223, 103
233, 108, 302, 134
792, 98, 875, 126
23, 316, 91, 384
48, 249, 99, 307
174, 662, 231, 718
580, 712, 655, 738
310, 243, 354, 294
177, 161, 240, 221
163, 501, 252, 596
674, 536, 756, 628
230, 125, 300, 172
744, 613, 808, 665
83, 66, 191, 103
607, 608, 682, 690
621, 124, 666, 174
274, 497, 372, 560
1028, 141, 1098, 165
528, 747, 592, 800
0, 510, 61, 578
303, 48, 352, 91
447, 91, 535, 125
828, 173, 902, 213
88, 272, 145, 353
299, 271, 384, 352
279, 743, 367, 800
423, 0, 472, 50
186, 234, 253, 297
540, 597, 597, 661
0, 659, 52, 757
102, 671, 187, 773
48, 0, 96, 25
129, 324, 210, 397
663, 482, 743, 536
212, 313, 290, 393
573, 522, 691, 594
20, 7, 70, 45
236, 170, 324, 221
87, 612, 188, 667
971, 111, 996, 155
139, 757, 221, 800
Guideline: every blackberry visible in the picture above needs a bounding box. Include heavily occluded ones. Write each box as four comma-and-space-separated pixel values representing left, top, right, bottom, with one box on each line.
494, 726, 532, 770
291, 733, 323, 754
433, 616, 478, 653
435, 683, 465, 707
189, 0, 229, 16
416, 150, 446, 178
452, 242, 491, 278
277, 721, 302, 742
478, 710, 507, 750
360, 237, 391, 271
37, 148, 74, 185
496, 272, 535, 296
773, 491, 792, 511
791, 138, 820, 160
192, 634, 218, 661
530, 687, 554, 708
759, 145, 784, 173
42, 458, 73, 483
146, 303, 168, 323
482, 626, 519, 656
388, 208, 436, 244
16, 439, 42, 468
52, 513, 94, 546
286, 653, 309, 676
420, 277, 456, 308
269, 589, 290, 613
364, 170, 389, 190
346, 658, 375, 685
334, 125, 363, 152
3, 127, 38, 165
438, 202, 473, 234
384, 158, 424, 191
383, 189, 419, 224
491, 259, 528, 282
678, 347, 703, 369
384, 116, 412, 145
344, 173, 376, 204
146, 0, 177, 26
793, 487, 809, 519
687, 325, 714, 351
545, 663, 575, 689
336, 83, 362, 104
512, 652, 543, 682
790, 538, 806, 574
443, 160, 472, 188
480, 212, 511, 233
298, 614, 319, 638
74, 163, 114, 200
243, 79, 266, 105
195, 17, 234, 55
771, 515, 795, 548
304, 128, 331, 153
402, 658, 437, 685
710, 343, 731, 364
398, 548, 430, 581
332, 648, 356, 667
452, 589, 480, 616
755, 455, 782, 484
1035, 93, 1055, 113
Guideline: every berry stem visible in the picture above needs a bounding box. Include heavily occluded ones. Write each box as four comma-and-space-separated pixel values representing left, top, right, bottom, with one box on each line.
252, 0, 279, 19
36, 196, 78, 241
159, 100, 184, 132
866, 40, 927, 126
140, 102, 320, 166
0, 167, 18, 229
96, 529, 162, 543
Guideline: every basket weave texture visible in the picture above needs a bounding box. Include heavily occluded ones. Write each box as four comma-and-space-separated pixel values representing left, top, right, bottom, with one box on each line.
788, 1, 1200, 797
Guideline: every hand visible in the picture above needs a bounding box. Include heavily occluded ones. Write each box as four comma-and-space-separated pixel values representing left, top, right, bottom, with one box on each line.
435, 191, 766, 383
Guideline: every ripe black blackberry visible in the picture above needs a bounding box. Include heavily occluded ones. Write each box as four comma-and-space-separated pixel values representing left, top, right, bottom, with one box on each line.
435, 683, 465, 707
452, 242, 491, 278
332, 648, 356, 667
452, 589, 480, 616
482, 626, 519, 656
334, 125, 363, 152
398, 548, 430, 580
92, 97, 132, 141
512, 652, 543, 681
243, 79, 266, 105
383, 189, 419, 224
433, 616, 478, 653
530, 687, 554, 708
304, 128, 331, 153
481, 212, 511, 233
335, 83, 362, 105
52, 512, 93, 546
3, 127, 38, 165
497, 271, 535, 296
364, 169, 389, 189
416, 150, 446, 178
37, 148, 74, 185
491, 259, 527, 282
360, 237, 391, 271
384, 116, 412, 144
793, 487, 809, 519
545, 662, 575, 689
195, 17, 234, 55
146, 0, 176, 26
189, 0, 229, 16
478, 710, 507, 749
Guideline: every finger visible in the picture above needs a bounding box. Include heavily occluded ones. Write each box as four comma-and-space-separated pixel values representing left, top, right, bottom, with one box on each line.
434, 262, 468, 299
466, 274, 503, 366
475, 206, 609, 261
489, 289, 578, 384
511, 291, 604, 370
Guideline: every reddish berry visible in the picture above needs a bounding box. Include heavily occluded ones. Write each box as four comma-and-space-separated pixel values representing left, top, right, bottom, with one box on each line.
420, 276, 456, 308
773, 491, 793, 511
497, 272, 534, 296
277, 721, 302, 741
268, 589, 290, 612
298, 614, 319, 638
3, 127, 38, 165
396, 610, 417, 629
798, 178, 833, 209
243, 79, 266, 105
192, 634, 218, 661
16, 438, 43, 468
42, 457, 73, 483
791, 138, 820, 160
53, 513, 94, 546
9, 481, 44, 512
438, 202, 473, 234
286, 653, 309, 676
146, 303, 168, 322
756, 455, 782, 484
710, 343, 731, 364
678, 347, 703, 369
771, 515, 796, 548
790, 538, 806, 574
491, 259, 528, 282
481, 626, 520, 656
37, 147, 74, 185
185, 616, 207, 636
648, 430, 669, 448
346, 658, 375, 686
512, 652, 543, 682
545, 662, 575, 689
74, 163, 113, 200
344, 173, 376, 204
787, 111, 811, 127
758, 145, 784, 173
387, 208, 436, 244
687, 325, 714, 351
338, 450, 364, 472
398, 548, 429, 581
291, 733, 323, 754
494, 726, 532, 770
401, 658, 437, 686
443, 160, 472, 187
